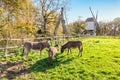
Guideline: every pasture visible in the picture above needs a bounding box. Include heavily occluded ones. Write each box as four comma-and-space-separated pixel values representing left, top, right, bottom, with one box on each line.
0, 37, 120, 80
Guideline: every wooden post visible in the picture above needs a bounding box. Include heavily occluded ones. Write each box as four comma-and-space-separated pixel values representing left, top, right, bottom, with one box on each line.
4, 38, 8, 57
54, 7, 68, 36
22, 38, 24, 46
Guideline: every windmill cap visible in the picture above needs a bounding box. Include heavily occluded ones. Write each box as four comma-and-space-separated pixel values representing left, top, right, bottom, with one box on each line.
86, 17, 94, 22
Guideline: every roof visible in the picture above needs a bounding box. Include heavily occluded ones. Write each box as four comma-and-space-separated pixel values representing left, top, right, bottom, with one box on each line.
86, 17, 94, 22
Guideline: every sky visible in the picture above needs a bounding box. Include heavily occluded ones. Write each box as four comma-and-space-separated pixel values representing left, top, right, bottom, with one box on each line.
67, 0, 120, 23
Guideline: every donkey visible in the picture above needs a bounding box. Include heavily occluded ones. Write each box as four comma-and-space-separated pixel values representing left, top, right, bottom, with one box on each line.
23, 41, 50, 59
47, 45, 59, 65
48, 45, 59, 59
61, 41, 83, 56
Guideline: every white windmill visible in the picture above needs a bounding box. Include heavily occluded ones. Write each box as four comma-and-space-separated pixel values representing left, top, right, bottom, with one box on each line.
86, 7, 100, 35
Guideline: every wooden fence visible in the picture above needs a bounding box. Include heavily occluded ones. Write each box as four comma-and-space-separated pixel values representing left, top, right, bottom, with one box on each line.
0, 36, 82, 57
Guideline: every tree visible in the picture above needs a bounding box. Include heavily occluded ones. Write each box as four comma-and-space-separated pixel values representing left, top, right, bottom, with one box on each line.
0, 0, 39, 38
99, 17, 120, 36
99, 21, 107, 35
67, 19, 86, 35
35, 0, 69, 34
112, 17, 120, 36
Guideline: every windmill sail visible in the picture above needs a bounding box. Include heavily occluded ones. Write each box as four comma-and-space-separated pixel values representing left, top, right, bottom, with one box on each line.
96, 10, 98, 20
89, 7, 97, 23
89, 6, 100, 35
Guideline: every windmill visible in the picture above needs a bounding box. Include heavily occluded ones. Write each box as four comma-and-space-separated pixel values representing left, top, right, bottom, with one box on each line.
89, 6, 100, 35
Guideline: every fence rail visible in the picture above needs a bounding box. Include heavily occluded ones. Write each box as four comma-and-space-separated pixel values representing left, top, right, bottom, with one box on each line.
0, 46, 19, 50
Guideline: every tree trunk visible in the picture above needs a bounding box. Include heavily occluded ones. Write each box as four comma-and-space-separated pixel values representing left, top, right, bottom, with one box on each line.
43, 16, 47, 33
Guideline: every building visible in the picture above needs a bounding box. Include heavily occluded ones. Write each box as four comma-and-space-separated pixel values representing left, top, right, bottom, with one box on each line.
85, 17, 96, 35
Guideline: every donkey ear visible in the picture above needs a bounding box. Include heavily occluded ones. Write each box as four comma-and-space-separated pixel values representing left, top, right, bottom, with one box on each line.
55, 44, 59, 47
46, 40, 50, 44
46, 40, 48, 42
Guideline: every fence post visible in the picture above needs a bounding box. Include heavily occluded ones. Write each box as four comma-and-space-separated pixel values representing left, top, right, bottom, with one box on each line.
22, 38, 24, 45
54, 36, 58, 45
4, 38, 9, 57
63, 35, 65, 43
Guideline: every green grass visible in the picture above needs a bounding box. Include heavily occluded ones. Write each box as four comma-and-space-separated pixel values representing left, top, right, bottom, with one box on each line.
1, 37, 120, 80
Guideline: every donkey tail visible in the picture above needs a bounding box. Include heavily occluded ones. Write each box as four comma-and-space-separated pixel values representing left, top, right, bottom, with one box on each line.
23, 46, 24, 55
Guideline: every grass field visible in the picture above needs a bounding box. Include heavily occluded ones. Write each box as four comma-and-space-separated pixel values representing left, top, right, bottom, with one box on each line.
1, 37, 120, 80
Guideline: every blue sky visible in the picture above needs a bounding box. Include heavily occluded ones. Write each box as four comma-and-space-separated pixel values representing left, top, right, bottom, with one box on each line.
67, 0, 120, 23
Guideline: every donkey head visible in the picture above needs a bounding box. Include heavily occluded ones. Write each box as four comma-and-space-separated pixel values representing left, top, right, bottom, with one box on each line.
43, 41, 50, 48
61, 45, 65, 53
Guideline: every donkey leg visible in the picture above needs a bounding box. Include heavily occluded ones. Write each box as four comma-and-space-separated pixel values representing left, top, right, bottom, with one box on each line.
70, 48, 72, 54
68, 48, 71, 54
67, 48, 69, 54
55, 53, 58, 61
48, 53, 52, 65
24, 48, 30, 60
52, 53, 57, 61
40, 50, 42, 58
78, 46, 83, 57
77, 47, 81, 57
48, 57, 52, 65
78, 51, 82, 57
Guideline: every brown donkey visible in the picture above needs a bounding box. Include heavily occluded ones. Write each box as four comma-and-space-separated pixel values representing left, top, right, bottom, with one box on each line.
48, 45, 59, 59
61, 41, 83, 56
47, 45, 59, 65
23, 41, 50, 59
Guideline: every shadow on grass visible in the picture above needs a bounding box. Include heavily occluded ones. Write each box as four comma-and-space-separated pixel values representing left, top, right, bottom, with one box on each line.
0, 54, 74, 79
0, 60, 29, 79
29, 55, 73, 72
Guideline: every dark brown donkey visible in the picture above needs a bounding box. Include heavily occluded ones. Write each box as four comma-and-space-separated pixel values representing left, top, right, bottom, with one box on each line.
23, 41, 50, 59
61, 41, 83, 56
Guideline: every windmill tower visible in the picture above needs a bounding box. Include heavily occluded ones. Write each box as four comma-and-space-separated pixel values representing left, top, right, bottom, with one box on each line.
85, 7, 100, 35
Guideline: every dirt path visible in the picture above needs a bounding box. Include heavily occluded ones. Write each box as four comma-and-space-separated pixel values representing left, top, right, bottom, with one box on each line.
0, 60, 30, 79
